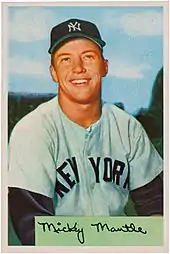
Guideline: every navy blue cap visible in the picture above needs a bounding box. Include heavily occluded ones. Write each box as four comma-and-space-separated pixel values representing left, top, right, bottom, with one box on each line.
48, 18, 106, 54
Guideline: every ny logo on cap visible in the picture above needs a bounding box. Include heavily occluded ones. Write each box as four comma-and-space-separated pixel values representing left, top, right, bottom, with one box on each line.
68, 21, 81, 32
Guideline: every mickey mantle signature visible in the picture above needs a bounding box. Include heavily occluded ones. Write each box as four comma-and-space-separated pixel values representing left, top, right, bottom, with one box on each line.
37, 221, 147, 244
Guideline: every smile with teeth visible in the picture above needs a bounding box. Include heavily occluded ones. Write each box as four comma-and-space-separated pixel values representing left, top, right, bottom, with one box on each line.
71, 79, 90, 85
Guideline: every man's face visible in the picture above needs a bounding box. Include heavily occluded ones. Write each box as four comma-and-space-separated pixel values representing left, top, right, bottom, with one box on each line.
50, 38, 108, 105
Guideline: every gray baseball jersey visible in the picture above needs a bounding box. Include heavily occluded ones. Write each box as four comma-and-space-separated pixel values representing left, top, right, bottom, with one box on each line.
8, 96, 163, 216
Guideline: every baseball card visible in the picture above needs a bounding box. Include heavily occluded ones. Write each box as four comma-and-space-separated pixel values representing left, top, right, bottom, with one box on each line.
1, 0, 169, 253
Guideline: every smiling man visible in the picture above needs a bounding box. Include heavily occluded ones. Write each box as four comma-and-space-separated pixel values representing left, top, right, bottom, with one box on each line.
50, 36, 108, 128
8, 18, 163, 245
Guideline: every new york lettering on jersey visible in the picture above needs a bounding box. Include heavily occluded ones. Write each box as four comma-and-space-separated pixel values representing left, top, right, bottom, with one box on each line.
55, 156, 129, 198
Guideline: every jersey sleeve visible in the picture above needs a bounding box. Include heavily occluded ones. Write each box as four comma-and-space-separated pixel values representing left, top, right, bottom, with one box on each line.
128, 119, 163, 191
8, 115, 57, 198
8, 187, 55, 245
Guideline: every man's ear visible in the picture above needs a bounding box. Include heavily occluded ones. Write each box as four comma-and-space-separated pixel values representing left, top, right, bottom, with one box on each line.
102, 59, 108, 77
50, 65, 59, 83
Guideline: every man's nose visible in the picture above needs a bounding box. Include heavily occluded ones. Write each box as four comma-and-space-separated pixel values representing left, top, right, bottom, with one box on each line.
72, 57, 86, 74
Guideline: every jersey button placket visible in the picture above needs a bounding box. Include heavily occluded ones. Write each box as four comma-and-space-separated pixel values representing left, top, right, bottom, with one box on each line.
83, 129, 94, 214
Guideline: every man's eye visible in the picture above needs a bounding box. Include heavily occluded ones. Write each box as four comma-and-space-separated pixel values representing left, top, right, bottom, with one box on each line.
61, 57, 70, 62
84, 55, 94, 60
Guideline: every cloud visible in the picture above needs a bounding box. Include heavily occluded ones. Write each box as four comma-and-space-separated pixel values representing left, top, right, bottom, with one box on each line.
103, 10, 163, 36
119, 11, 163, 36
9, 8, 60, 42
108, 63, 151, 79
9, 55, 49, 76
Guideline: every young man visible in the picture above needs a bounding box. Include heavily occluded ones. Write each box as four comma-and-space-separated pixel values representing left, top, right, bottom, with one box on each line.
8, 18, 163, 245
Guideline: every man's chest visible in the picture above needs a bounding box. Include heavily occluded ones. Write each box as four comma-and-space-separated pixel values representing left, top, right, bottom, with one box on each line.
55, 130, 129, 199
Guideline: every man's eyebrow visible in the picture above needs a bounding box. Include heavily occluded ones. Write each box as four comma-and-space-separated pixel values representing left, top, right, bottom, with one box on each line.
82, 50, 98, 54
55, 53, 71, 58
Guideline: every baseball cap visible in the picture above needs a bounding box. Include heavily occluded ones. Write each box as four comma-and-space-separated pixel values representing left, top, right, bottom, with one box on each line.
48, 18, 106, 54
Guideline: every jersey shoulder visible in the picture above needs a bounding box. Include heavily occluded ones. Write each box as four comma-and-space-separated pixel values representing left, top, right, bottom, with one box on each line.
103, 102, 144, 154
103, 102, 141, 129
9, 96, 60, 142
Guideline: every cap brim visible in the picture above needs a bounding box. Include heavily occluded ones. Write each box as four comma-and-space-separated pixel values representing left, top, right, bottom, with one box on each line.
48, 33, 106, 54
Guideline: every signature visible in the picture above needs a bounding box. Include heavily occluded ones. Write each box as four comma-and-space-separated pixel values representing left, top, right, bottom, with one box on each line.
37, 221, 147, 244
37, 221, 85, 244
91, 222, 147, 234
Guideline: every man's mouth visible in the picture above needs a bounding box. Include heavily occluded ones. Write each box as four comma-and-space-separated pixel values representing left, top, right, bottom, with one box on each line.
70, 79, 90, 86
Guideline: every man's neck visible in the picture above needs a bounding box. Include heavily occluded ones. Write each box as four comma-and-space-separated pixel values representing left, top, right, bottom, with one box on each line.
58, 97, 102, 129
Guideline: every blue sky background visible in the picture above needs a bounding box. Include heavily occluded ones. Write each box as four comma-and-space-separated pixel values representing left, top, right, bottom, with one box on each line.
8, 5, 163, 114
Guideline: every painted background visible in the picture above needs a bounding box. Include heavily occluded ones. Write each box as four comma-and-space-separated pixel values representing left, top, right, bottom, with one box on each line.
8, 5, 163, 114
